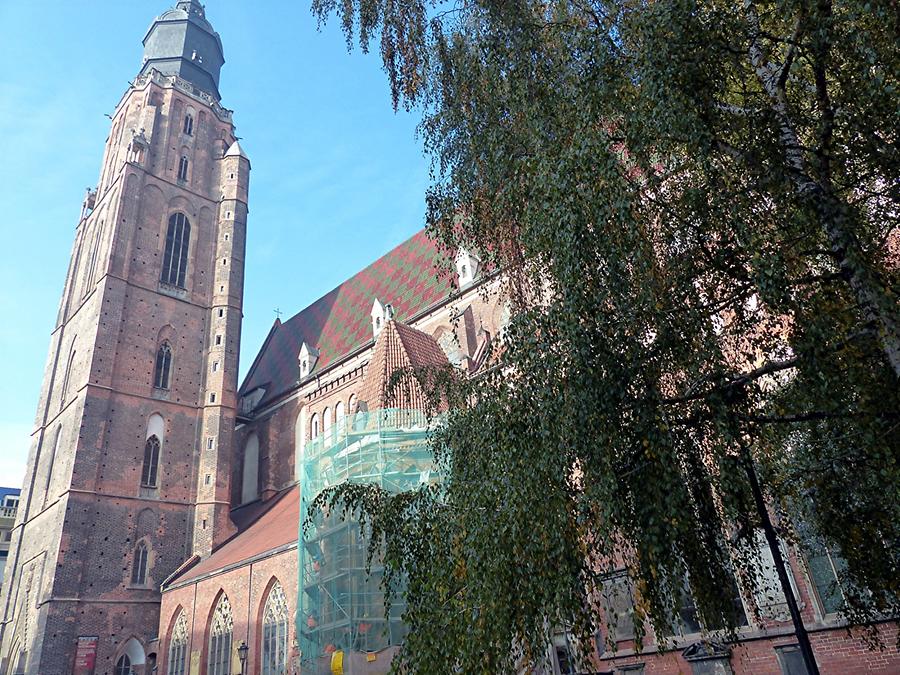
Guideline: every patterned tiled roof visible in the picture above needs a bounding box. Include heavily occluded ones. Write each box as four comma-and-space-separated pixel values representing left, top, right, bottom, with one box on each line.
240, 230, 454, 409
357, 320, 451, 411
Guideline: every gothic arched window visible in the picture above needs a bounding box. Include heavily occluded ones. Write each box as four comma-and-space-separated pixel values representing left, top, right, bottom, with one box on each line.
115, 654, 131, 675
261, 581, 289, 675
310, 413, 319, 439
177, 156, 189, 181
161, 212, 190, 288
131, 541, 149, 585
208, 594, 234, 675
183, 114, 194, 136
141, 435, 161, 488
154, 342, 173, 390
167, 611, 188, 675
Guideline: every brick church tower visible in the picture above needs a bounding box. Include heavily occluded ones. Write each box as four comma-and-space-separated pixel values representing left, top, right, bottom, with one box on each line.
0, 2, 248, 673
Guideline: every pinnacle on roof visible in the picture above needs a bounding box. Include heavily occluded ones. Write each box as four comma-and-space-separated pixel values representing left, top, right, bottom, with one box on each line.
225, 140, 249, 161
141, 0, 225, 100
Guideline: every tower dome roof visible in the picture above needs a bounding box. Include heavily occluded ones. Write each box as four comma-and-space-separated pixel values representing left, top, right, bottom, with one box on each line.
140, 1, 225, 100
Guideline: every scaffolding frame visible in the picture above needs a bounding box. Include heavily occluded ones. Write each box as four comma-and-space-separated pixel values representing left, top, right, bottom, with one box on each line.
296, 409, 438, 673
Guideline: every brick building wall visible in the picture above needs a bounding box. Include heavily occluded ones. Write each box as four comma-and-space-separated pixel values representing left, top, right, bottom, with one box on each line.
0, 27, 247, 673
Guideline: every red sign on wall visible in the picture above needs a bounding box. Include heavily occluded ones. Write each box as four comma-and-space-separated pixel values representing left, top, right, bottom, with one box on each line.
73, 636, 98, 675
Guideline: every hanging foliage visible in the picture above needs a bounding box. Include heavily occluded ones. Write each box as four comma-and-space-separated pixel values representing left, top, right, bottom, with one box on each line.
306, 0, 900, 671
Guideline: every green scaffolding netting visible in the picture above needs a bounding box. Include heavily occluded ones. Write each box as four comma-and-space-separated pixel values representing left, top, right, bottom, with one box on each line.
296, 409, 439, 672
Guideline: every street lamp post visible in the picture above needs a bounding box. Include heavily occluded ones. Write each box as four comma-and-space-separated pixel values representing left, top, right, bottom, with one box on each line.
237, 642, 249, 675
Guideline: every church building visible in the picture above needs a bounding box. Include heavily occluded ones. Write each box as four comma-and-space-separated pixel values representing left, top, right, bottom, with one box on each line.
0, 2, 896, 675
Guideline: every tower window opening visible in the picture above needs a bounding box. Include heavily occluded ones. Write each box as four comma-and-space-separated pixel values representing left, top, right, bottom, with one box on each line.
212, 361, 220, 372
183, 114, 194, 136
141, 435, 160, 488
160, 212, 191, 288
209, 393, 216, 403
177, 156, 189, 181
131, 542, 149, 585
218, 308, 224, 318
207, 437, 214, 450
215, 335, 222, 346
154, 342, 172, 390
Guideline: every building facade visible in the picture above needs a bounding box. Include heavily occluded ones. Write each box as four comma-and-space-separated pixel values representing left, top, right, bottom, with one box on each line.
0, 2, 247, 673
1, 2, 898, 675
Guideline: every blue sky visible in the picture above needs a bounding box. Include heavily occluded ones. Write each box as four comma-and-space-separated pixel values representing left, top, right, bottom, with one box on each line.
0, 1, 429, 486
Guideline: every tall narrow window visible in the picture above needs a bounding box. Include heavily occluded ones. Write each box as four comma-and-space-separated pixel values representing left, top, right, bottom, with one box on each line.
131, 542, 149, 585
310, 413, 319, 439
154, 342, 173, 389
161, 213, 190, 288
208, 594, 234, 675
84, 221, 104, 292
142, 435, 160, 487
802, 533, 849, 615
177, 156, 189, 181
241, 435, 260, 505
114, 655, 131, 675
183, 114, 194, 136
43, 426, 63, 507
602, 571, 636, 641
59, 346, 76, 411
261, 581, 289, 675
167, 612, 188, 675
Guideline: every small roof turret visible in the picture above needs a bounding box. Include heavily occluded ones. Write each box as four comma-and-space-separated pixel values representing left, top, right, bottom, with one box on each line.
225, 140, 249, 161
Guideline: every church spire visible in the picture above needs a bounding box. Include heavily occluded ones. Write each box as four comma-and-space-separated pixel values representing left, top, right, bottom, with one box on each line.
140, 0, 225, 100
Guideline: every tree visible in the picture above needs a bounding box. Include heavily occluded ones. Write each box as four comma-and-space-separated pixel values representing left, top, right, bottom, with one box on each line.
307, 0, 900, 671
